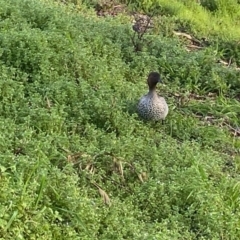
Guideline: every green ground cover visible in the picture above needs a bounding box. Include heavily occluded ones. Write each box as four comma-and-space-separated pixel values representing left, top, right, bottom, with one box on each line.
0, 0, 240, 239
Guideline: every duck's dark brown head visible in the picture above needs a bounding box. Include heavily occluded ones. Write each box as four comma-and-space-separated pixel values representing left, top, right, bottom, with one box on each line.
147, 72, 162, 91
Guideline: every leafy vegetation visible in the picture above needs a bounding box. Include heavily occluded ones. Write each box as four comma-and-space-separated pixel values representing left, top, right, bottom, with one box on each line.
0, 0, 240, 239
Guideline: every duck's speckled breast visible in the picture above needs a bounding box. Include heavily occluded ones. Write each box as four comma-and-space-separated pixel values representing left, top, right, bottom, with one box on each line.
138, 92, 168, 121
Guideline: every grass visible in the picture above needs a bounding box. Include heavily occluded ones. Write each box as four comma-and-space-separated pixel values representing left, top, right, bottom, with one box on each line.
0, 0, 240, 239
122, 0, 240, 65
159, 0, 240, 39
122, 0, 240, 39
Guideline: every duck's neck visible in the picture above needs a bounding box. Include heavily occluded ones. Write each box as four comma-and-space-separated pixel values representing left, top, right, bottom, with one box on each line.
148, 88, 158, 97
148, 84, 157, 91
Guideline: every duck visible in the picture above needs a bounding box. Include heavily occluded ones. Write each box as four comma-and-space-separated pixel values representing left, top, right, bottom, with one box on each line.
137, 72, 168, 122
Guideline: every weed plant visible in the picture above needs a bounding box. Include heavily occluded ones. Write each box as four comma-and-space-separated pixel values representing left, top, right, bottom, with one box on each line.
0, 0, 240, 239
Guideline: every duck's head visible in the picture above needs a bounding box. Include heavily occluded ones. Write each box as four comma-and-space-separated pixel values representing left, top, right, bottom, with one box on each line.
147, 72, 162, 91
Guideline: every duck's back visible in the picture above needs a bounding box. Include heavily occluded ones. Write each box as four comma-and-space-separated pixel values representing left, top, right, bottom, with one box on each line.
138, 92, 168, 121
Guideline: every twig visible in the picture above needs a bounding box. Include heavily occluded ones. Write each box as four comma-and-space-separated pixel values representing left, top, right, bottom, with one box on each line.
173, 30, 193, 40
228, 57, 233, 67
223, 123, 240, 136
91, 182, 111, 206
